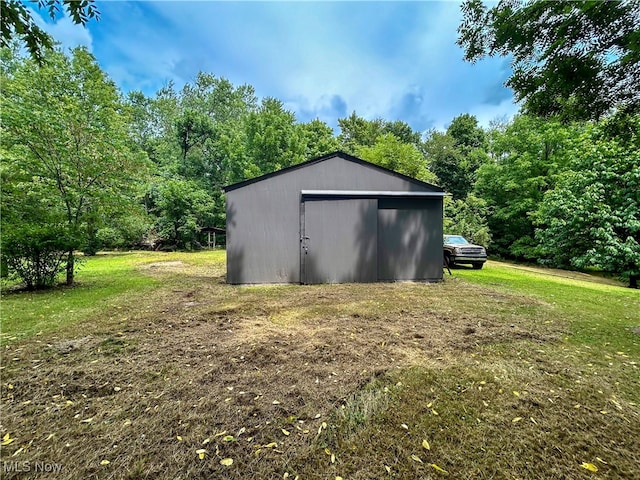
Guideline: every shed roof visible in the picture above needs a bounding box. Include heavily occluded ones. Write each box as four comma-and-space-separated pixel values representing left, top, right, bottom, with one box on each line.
223, 151, 444, 193
200, 226, 226, 234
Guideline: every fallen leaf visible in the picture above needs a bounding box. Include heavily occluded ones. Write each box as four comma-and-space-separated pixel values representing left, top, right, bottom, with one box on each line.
431, 409, 439, 416
331, 453, 336, 464
176, 436, 183, 441
512, 417, 523, 423
272, 400, 281, 405
196, 449, 207, 460
411, 454, 424, 463
1, 433, 15, 446
513, 391, 520, 397
431, 463, 449, 474
401, 423, 409, 430
596, 457, 608, 464
100, 460, 110, 466
223, 435, 235, 442
202, 437, 211, 444
281, 429, 290, 436
123, 419, 132, 426
264, 442, 277, 448
80, 417, 94, 423
581, 462, 598, 472
385, 465, 391, 473
220, 458, 233, 466
422, 439, 431, 450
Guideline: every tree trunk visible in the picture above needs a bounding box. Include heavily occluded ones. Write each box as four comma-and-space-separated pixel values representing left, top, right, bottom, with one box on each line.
66, 250, 74, 285
630, 274, 638, 289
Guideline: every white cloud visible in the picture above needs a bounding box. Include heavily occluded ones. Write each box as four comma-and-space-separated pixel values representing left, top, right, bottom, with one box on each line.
30, 8, 93, 52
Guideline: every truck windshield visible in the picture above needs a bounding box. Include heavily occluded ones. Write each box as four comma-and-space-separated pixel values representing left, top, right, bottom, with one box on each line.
444, 236, 469, 244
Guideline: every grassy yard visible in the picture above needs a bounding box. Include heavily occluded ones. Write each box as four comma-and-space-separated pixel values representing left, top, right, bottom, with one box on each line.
1, 252, 638, 479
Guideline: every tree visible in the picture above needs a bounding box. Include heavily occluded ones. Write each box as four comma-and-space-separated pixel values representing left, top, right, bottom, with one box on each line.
0, 148, 72, 289
298, 119, 340, 160
474, 115, 577, 259
175, 109, 215, 163
423, 119, 489, 200
127, 74, 257, 231
1, 47, 147, 284
244, 97, 305, 177
447, 113, 486, 150
443, 194, 491, 247
153, 178, 215, 250
536, 117, 640, 288
338, 112, 384, 153
356, 133, 436, 184
338, 112, 422, 154
1, 0, 99, 62
458, 0, 640, 120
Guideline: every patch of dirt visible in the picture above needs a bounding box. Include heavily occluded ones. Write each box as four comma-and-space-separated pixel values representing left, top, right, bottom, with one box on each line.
142, 261, 185, 270
53, 336, 93, 354
0, 279, 567, 479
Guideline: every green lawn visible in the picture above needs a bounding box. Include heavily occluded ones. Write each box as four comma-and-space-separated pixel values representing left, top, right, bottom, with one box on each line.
455, 260, 639, 353
0, 251, 225, 343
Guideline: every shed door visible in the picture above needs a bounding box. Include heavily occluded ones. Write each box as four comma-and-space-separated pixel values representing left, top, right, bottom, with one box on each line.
377, 198, 442, 281
301, 198, 377, 284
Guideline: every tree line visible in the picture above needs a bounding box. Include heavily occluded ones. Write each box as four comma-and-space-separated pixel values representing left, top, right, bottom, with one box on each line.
1, 0, 638, 288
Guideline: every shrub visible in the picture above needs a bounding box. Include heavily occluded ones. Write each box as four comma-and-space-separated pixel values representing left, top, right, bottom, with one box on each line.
2, 225, 71, 289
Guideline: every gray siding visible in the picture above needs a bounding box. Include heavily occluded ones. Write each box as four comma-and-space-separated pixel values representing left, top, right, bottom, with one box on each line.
225, 154, 443, 284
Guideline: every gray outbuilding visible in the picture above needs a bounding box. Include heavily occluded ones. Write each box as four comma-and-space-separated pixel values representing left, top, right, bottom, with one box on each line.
223, 152, 445, 284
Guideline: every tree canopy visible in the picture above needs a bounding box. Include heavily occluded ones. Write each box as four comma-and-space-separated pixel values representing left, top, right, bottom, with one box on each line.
1, 47, 147, 284
458, 0, 640, 120
536, 117, 640, 288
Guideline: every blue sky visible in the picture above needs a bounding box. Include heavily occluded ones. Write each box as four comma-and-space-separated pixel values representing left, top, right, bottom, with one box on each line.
34, 1, 519, 133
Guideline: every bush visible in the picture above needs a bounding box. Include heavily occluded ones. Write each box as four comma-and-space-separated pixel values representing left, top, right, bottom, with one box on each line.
2, 225, 71, 289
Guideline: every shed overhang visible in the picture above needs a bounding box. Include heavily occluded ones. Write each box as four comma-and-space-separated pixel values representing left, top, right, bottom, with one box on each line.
300, 190, 446, 200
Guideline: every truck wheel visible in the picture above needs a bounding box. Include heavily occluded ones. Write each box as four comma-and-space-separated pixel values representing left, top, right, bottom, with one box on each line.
472, 262, 484, 270
445, 253, 454, 268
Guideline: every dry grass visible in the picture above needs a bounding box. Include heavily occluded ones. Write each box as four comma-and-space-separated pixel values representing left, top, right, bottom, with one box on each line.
1, 252, 638, 479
